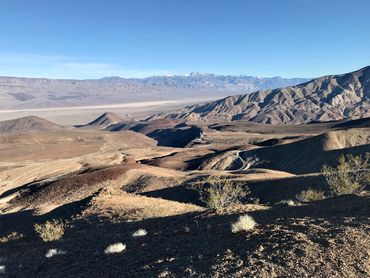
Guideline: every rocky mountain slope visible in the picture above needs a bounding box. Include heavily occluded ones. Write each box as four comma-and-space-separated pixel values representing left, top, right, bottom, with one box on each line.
151, 66, 370, 124
134, 72, 308, 92
0, 74, 308, 109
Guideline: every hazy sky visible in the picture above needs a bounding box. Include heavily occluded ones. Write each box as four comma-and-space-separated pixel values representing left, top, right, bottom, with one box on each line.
1, 0, 369, 79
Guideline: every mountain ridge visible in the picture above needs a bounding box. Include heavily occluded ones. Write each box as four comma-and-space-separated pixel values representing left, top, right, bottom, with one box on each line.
149, 66, 370, 124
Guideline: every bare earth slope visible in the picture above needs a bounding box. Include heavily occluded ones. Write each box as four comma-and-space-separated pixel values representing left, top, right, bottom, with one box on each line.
106, 118, 201, 147
152, 66, 370, 124
191, 125, 370, 174
75, 112, 128, 129
0, 116, 64, 134
1, 192, 368, 277
238, 127, 370, 174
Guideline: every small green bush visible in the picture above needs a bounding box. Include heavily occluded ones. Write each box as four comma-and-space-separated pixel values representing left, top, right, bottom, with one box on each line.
199, 175, 247, 210
34, 219, 66, 242
322, 153, 370, 195
296, 188, 325, 202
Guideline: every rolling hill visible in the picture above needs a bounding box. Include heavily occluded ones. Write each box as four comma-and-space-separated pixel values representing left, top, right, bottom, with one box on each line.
0, 116, 63, 134
75, 112, 129, 129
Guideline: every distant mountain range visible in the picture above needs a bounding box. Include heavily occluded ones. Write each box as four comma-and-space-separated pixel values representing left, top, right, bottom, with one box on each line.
129, 73, 308, 92
150, 66, 370, 124
0, 73, 309, 109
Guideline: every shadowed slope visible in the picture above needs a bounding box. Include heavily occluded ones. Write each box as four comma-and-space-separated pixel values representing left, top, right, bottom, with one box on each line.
1, 193, 368, 277
75, 112, 128, 129
239, 128, 370, 174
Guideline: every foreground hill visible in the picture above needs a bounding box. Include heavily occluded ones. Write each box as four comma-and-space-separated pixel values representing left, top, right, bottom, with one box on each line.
151, 66, 370, 124
1, 169, 369, 277
0, 116, 63, 134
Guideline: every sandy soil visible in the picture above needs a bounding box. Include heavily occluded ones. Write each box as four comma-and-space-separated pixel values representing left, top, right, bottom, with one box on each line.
0, 98, 215, 125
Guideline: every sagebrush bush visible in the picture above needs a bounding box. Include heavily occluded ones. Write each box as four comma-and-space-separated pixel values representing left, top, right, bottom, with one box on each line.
231, 214, 257, 233
322, 153, 370, 195
296, 189, 325, 202
34, 219, 66, 242
198, 175, 247, 210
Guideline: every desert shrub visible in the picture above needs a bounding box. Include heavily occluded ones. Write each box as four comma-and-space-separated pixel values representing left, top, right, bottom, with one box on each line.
104, 242, 126, 254
198, 175, 247, 210
296, 189, 325, 202
132, 229, 147, 237
0, 232, 24, 243
231, 214, 257, 233
322, 153, 370, 195
34, 219, 66, 242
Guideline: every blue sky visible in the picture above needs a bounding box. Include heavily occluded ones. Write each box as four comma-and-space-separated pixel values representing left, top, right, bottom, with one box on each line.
1, 0, 369, 79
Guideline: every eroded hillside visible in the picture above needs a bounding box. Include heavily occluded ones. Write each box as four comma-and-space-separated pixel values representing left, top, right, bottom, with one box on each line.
0, 114, 369, 277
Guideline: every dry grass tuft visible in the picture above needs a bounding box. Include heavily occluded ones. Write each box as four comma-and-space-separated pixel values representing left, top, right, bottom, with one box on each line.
296, 189, 325, 202
231, 214, 257, 233
0, 265, 5, 274
277, 199, 295, 206
104, 242, 126, 254
132, 229, 147, 237
45, 248, 66, 258
0, 232, 24, 243
34, 219, 66, 242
